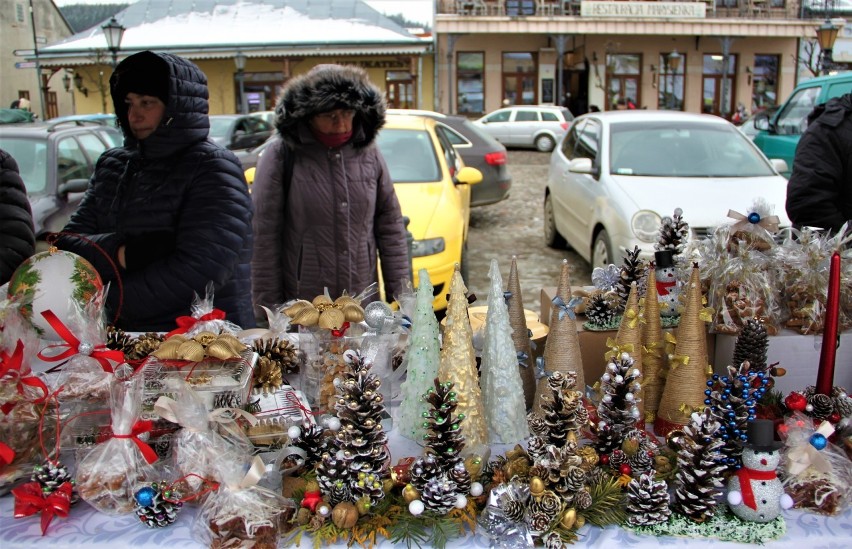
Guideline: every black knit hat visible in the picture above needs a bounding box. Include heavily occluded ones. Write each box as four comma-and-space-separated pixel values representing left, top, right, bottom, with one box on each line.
112, 51, 169, 104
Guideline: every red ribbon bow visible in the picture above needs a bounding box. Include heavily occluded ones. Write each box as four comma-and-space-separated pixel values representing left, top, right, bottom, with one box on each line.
112, 420, 159, 464
736, 467, 778, 510
331, 321, 351, 338
36, 310, 124, 373
12, 481, 72, 535
166, 309, 226, 338
0, 441, 15, 467
1, 340, 49, 414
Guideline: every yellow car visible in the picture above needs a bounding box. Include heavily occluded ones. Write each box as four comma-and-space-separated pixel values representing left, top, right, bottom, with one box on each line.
244, 115, 482, 311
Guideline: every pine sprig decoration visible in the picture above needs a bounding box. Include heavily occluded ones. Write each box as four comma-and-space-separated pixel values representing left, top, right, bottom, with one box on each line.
704, 363, 769, 469
670, 409, 727, 522
421, 378, 466, 472
655, 207, 690, 256
582, 477, 626, 527
595, 353, 642, 456
615, 247, 646, 312
625, 474, 671, 526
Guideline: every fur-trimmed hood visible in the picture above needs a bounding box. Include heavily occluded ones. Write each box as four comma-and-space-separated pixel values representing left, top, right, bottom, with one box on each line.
273, 64, 386, 149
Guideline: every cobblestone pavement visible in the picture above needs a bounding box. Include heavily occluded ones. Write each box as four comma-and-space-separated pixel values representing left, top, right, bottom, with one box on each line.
465, 149, 593, 318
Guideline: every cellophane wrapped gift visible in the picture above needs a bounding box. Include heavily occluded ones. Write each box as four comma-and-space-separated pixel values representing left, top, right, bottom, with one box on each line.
173, 282, 242, 338
0, 313, 56, 494
778, 225, 852, 334
780, 412, 852, 516
154, 381, 253, 495
696, 228, 782, 335
194, 455, 295, 548
75, 364, 158, 515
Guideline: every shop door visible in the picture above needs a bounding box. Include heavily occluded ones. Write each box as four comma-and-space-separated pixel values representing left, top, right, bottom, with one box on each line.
387, 72, 415, 109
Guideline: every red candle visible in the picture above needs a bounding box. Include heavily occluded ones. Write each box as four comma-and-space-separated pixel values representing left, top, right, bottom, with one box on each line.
816, 251, 841, 395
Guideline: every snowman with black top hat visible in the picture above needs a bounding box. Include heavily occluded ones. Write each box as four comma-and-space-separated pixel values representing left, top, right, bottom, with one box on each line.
726, 418, 793, 522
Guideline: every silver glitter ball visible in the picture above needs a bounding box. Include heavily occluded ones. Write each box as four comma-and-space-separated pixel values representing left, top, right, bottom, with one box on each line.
364, 301, 395, 332
77, 341, 94, 356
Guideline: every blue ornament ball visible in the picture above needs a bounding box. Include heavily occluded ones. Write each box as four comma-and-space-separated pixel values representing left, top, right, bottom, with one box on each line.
135, 486, 156, 507
810, 433, 828, 450
748, 212, 761, 224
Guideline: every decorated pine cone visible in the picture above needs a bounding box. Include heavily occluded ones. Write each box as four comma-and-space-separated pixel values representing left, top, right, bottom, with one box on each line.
527, 413, 549, 437
585, 293, 617, 327
625, 474, 671, 527
502, 497, 526, 522
409, 455, 442, 493
105, 326, 133, 354
587, 467, 612, 486
528, 464, 549, 482
125, 332, 165, 361
526, 510, 554, 535
32, 460, 78, 503
420, 475, 457, 514
526, 436, 548, 461
808, 393, 834, 419
628, 450, 654, 476
563, 466, 587, 492
574, 489, 593, 510
449, 462, 471, 494
576, 447, 599, 471
292, 424, 329, 468
608, 449, 627, 469
835, 394, 852, 417
134, 483, 182, 528
542, 532, 566, 549
532, 490, 563, 520
252, 337, 300, 376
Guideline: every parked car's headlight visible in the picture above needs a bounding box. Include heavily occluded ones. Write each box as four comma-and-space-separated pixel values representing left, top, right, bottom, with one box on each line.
411, 237, 445, 257
631, 210, 661, 242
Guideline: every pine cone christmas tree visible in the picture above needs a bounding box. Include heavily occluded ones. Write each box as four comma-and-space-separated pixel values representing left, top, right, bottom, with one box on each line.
253, 337, 300, 377
595, 353, 642, 456
134, 483, 183, 528
655, 208, 689, 256
732, 319, 769, 373
539, 371, 587, 448
421, 378, 466, 472
705, 364, 768, 469
585, 292, 618, 328
626, 474, 671, 526
671, 409, 727, 522
615, 247, 646, 313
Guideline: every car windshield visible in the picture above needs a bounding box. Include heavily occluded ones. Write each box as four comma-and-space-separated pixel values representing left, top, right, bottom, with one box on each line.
609, 121, 775, 178
0, 136, 48, 193
376, 128, 441, 183
208, 117, 233, 139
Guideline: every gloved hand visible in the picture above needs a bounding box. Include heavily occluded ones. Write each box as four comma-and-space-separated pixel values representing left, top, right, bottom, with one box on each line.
123, 231, 177, 271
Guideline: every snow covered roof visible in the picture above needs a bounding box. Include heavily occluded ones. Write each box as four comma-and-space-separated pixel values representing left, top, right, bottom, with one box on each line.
38, 0, 431, 61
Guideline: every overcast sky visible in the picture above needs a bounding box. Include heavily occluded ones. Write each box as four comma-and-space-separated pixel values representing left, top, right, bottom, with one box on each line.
51, 0, 435, 26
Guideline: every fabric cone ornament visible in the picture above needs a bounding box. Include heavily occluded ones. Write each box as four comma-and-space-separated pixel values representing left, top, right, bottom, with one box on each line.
437, 265, 489, 451
654, 263, 712, 437
506, 256, 536, 410
641, 264, 667, 424
533, 259, 584, 415
611, 282, 644, 422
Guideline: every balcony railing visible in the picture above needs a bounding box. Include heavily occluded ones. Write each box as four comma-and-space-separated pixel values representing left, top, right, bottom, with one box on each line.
438, 0, 845, 20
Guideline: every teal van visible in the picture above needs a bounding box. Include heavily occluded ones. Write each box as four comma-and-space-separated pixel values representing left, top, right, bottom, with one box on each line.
753, 72, 852, 178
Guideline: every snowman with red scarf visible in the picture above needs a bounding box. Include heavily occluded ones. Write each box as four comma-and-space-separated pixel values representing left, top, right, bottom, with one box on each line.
726, 419, 793, 522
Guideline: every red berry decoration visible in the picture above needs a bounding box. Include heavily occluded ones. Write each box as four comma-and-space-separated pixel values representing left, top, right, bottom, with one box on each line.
785, 392, 807, 412
829, 412, 842, 423
619, 463, 632, 476
600, 454, 610, 466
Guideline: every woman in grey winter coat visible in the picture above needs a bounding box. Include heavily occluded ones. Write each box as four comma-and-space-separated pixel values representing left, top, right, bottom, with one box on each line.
251, 64, 410, 312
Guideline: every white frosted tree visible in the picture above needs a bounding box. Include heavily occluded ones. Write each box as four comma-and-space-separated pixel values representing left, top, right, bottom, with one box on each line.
397, 269, 442, 442
481, 259, 529, 443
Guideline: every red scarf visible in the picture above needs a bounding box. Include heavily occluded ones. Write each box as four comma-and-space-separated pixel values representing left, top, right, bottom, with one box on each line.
312, 129, 352, 148
736, 467, 777, 510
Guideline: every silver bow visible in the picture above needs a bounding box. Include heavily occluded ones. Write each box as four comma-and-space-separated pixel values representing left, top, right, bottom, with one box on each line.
592, 264, 620, 292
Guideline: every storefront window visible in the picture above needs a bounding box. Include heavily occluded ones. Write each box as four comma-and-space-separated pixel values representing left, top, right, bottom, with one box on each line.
387, 70, 415, 109
502, 52, 537, 105
606, 54, 641, 110
752, 54, 779, 111
702, 54, 737, 117
657, 52, 685, 111
457, 52, 484, 114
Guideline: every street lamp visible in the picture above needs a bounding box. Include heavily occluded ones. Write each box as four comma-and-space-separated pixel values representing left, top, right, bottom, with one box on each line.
234, 52, 247, 114
102, 17, 125, 69
816, 19, 840, 75
667, 50, 681, 110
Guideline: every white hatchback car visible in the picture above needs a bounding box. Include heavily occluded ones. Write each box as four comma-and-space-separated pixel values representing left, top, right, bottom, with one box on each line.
543, 111, 791, 268
474, 105, 573, 152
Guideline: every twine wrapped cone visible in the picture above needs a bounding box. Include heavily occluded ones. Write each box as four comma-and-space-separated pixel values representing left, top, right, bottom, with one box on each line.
641, 265, 667, 424
533, 259, 585, 415
507, 256, 536, 410
614, 282, 644, 424
437, 265, 489, 451
654, 264, 711, 438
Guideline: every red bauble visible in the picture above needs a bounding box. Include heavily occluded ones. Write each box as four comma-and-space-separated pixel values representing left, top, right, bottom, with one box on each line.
829, 412, 842, 424
785, 392, 807, 412
600, 454, 610, 466
619, 463, 632, 476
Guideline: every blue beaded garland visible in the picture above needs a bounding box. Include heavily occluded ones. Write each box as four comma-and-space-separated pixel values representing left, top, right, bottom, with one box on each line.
705, 389, 712, 396
704, 399, 712, 405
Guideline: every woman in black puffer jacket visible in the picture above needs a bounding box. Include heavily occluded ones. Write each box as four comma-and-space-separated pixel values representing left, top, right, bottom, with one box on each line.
0, 148, 35, 285
59, 51, 254, 331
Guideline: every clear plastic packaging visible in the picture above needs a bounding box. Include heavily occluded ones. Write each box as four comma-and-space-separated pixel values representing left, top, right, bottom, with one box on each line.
75, 364, 158, 515
170, 282, 242, 338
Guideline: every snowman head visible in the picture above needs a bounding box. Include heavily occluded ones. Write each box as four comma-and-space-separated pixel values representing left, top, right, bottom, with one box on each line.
741, 447, 781, 470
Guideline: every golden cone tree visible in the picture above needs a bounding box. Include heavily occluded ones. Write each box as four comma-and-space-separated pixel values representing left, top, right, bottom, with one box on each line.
506, 256, 536, 410
641, 264, 667, 424
654, 263, 711, 438
437, 265, 489, 451
533, 259, 585, 415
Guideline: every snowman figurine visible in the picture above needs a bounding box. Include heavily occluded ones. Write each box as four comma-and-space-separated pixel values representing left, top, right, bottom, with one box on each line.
726, 419, 794, 522
654, 251, 679, 317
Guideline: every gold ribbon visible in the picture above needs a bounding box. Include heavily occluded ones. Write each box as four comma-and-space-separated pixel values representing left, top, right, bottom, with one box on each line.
679, 403, 705, 416
699, 307, 715, 323
604, 338, 635, 360
787, 421, 835, 476
643, 341, 662, 358
622, 308, 639, 329
727, 208, 780, 234
668, 354, 689, 371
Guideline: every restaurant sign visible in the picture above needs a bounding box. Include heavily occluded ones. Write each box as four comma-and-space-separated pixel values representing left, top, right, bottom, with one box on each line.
581, 1, 707, 18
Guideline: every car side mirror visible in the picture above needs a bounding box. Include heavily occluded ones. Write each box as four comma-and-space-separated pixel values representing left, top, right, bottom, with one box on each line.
753, 112, 770, 131
568, 157, 594, 174
58, 178, 89, 195
454, 166, 483, 186
770, 158, 788, 174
